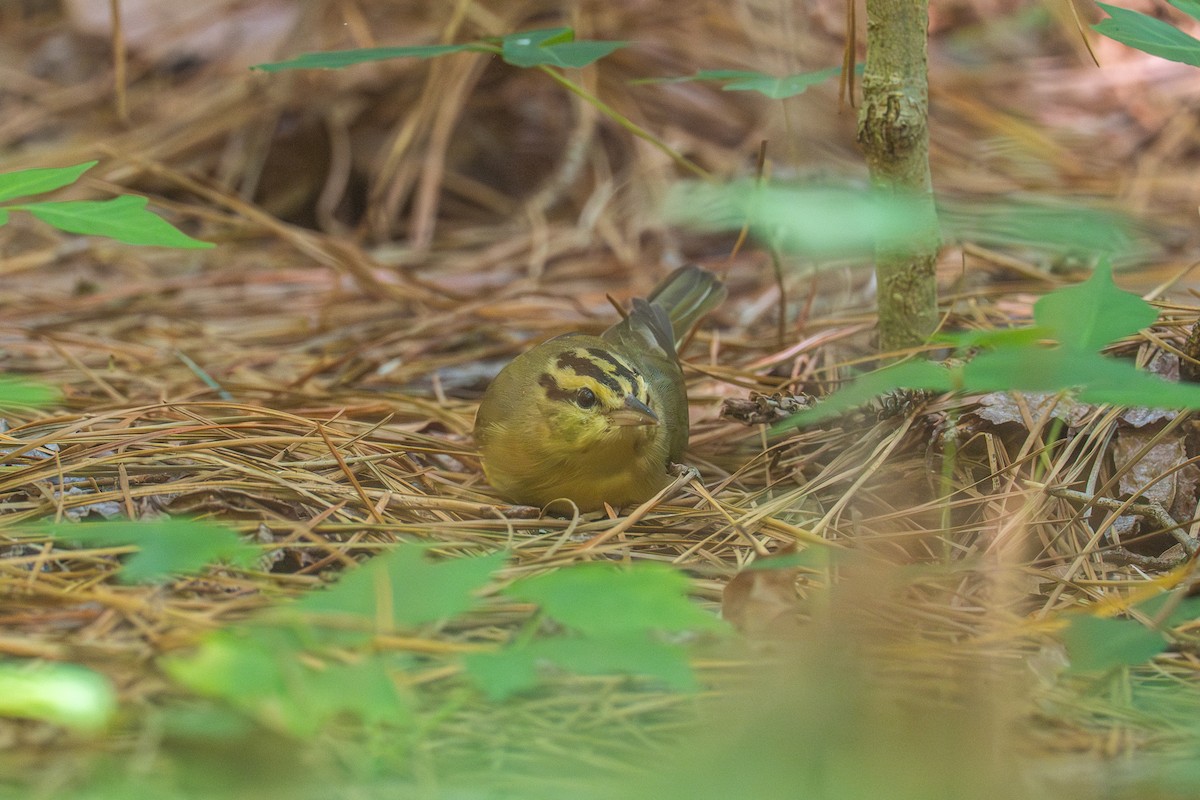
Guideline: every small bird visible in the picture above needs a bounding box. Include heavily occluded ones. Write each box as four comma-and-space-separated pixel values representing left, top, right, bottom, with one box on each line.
474, 265, 726, 511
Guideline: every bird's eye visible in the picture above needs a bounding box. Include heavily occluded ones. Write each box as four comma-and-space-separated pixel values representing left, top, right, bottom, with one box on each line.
575, 388, 597, 409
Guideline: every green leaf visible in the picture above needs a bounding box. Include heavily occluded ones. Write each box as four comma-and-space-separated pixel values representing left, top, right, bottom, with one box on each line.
961, 347, 1078, 394
462, 645, 541, 700
1133, 591, 1200, 629
0, 660, 116, 733
774, 360, 957, 429
19, 196, 213, 248
665, 181, 933, 258
0, 376, 59, 409
1060, 613, 1168, 673
500, 27, 626, 68
1033, 260, 1157, 352
656, 68, 764, 84
1093, 2, 1200, 67
639, 66, 853, 98
963, 348, 1200, 409
939, 198, 1138, 256
46, 520, 258, 583
294, 544, 505, 628
721, 66, 842, 99
935, 325, 1048, 351
0, 161, 97, 203
1072, 356, 1200, 408
1172, 0, 1200, 22
253, 43, 484, 72
463, 635, 696, 700
253, 28, 625, 73
162, 627, 412, 736
505, 562, 724, 636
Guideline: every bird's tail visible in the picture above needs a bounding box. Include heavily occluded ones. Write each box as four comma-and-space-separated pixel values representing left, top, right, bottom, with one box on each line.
605, 265, 726, 357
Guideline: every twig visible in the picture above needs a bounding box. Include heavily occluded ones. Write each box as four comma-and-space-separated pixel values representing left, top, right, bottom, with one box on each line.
1046, 485, 1199, 557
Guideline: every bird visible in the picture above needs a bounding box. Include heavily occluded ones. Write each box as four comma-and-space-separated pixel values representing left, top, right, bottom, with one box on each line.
474, 265, 726, 511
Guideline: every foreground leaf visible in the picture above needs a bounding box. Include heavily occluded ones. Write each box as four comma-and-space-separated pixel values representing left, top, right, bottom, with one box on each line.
774, 360, 957, 429
1033, 259, 1157, 352
0, 161, 97, 203
17, 196, 212, 248
642, 66, 844, 99
46, 520, 258, 583
0, 661, 116, 733
505, 562, 725, 636
0, 376, 59, 409
1094, 1, 1200, 67
463, 634, 697, 700
1060, 614, 1168, 673
964, 347, 1200, 408
294, 544, 505, 629
163, 627, 413, 736
665, 181, 932, 257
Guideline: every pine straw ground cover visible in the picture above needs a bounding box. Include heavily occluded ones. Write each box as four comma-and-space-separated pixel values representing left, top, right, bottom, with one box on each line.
6, 0, 1200, 798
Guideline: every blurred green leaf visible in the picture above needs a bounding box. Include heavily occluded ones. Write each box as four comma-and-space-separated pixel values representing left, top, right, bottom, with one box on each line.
670, 182, 1142, 260
464, 634, 696, 701
506, 562, 724, 636
0, 161, 96, 203
665, 181, 931, 257
1132, 590, 1200, 630
162, 627, 412, 737
16, 196, 212, 248
640, 66, 852, 99
0, 660, 116, 733
1094, 1, 1200, 66
935, 326, 1048, 350
1061, 613, 1168, 673
1034, 260, 1157, 351
642, 67, 840, 98
294, 544, 505, 628
0, 376, 59, 409
721, 66, 842, 98
940, 198, 1138, 256
47, 519, 258, 583
501, 27, 625, 68
1174, 0, 1200, 22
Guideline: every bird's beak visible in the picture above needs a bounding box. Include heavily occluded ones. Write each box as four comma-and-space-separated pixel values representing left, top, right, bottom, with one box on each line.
609, 394, 659, 427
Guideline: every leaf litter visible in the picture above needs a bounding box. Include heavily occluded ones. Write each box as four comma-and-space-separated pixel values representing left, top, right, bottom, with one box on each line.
5, 1, 1200, 797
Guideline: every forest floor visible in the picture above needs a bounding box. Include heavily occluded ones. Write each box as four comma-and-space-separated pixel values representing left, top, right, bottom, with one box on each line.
4, 1, 1200, 798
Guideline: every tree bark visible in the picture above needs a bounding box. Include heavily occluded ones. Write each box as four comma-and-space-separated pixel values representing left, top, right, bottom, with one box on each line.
857, 0, 940, 352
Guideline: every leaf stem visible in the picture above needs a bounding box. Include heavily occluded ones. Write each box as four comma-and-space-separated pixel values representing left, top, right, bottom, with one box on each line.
535, 65, 711, 180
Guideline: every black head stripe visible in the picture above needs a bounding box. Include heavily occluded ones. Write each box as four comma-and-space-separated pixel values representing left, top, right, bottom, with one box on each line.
583, 347, 639, 387
555, 351, 625, 395
538, 372, 575, 403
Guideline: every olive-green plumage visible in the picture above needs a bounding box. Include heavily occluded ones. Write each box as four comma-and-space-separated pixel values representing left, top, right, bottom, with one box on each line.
474, 266, 725, 511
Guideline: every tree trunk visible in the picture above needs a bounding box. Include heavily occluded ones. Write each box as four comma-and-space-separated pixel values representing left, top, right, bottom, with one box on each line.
857, 0, 940, 352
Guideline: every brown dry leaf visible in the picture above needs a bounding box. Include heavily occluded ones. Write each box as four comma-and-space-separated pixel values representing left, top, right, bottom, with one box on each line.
722, 546, 803, 636
1119, 406, 1177, 428
972, 392, 1092, 428
1113, 429, 1186, 508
